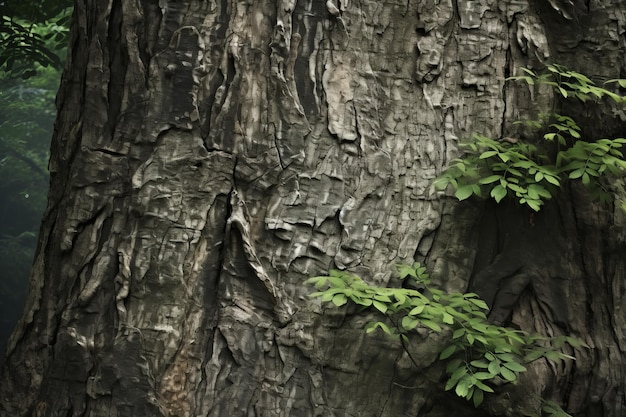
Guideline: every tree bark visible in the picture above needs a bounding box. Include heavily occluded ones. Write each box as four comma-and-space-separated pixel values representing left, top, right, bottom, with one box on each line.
1, 0, 625, 416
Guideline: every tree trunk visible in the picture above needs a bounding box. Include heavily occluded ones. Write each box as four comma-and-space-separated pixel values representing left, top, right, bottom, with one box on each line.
1, 0, 625, 416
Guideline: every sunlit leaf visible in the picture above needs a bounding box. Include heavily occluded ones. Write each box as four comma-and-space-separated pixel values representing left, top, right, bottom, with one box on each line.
332, 293, 347, 306
500, 367, 517, 382
503, 361, 527, 372
373, 300, 388, 313
490, 184, 507, 203
455, 185, 476, 201
422, 319, 442, 332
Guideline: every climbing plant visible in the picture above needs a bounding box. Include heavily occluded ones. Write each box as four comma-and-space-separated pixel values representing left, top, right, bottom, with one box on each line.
433, 64, 626, 211
307, 263, 585, 415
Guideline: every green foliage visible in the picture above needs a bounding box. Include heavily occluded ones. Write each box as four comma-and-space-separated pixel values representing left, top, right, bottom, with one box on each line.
433, 134, 560, 211
509, 64, 625, 103
434, 64, 626, 211
0, 0, 72, 78
307, 263, 585, 410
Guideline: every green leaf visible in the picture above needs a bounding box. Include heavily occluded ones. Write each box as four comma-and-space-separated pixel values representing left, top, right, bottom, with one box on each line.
328, 276, 348, 288
469, 360, 489, 369
366, 321, 394, 335
503, 361, 527, 372
472, 388, 484, 407
469, 298, 489, 310
606, 78, 626, 88
582, 172, 590, 185
409, 305, 425, 315
473, 379, 495, 393
393, 292, 407, 305
490, 184, 507, 203
495, 353, 517, 362
455, 161, 467, 172
479, 151, 499, 159
444, 377, 458, 391
488, 360, 500, 375
433, 177, 451, 190
526, 199, 542, 212
308, 291, 325, 298
479, 175, 502, 184
513, 160, 535, 169
544, 174, 561, 186
455, 185, 476, 201
306, 276, 328, 288
448, 365, 468, 386
452, 328, 466, 339
557, 352, 577, 360
440, 344, 458, 360
374, 294, 392, 302
331, 293, 348, 306
474, 335, 489, 346
422, 319, 442, 332
455, 376, 472, 397
569, 168, 584, 179
401, 316, 419, 331
373, 300, 388, 313
397, 265, 417, 279
529, 184, 552, 199
354, 297, 373, 306
498, 153, 511, 162
474, 372, 496, 380
500, 367, 517, 382
321, 292, 334, 302
507, 183, 526, 193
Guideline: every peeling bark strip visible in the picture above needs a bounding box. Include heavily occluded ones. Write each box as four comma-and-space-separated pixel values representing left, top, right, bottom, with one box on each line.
1, 1, 626, 416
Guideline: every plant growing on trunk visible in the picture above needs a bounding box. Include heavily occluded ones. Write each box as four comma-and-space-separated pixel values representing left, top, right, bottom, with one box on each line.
434, 65, 626, 211
308, 263, 585, 415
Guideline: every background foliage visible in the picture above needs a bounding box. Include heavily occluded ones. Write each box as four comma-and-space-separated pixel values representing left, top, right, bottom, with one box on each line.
0, 1, 69, 363
0, 0, 71, 78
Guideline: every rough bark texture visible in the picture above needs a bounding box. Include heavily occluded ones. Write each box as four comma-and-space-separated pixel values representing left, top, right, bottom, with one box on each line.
1, 0, 625, 416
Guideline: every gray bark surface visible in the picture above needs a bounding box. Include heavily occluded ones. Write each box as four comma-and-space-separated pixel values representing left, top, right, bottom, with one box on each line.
1, 0, 625, 416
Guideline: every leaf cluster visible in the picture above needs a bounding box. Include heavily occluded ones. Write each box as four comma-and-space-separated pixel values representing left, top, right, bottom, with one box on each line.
434, 135, 559, 211
0, 1, 71, 78
307, 264, 586, 409
434, 65, 626, 211
509, 64, 626, 103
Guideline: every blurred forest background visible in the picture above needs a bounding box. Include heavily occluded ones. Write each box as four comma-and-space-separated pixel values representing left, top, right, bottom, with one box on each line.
0, 0, 71, 364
